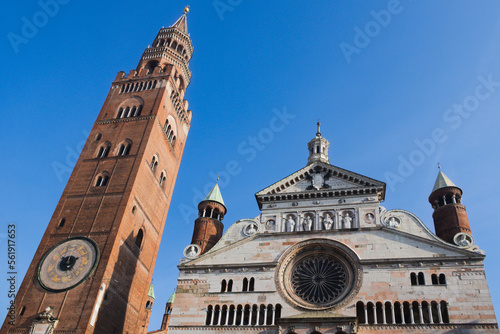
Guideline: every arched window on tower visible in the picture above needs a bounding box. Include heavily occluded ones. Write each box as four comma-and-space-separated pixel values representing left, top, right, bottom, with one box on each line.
439, 274, 446, 285
95, 174, 109, 187
118, 142, 131, 156
227, 279, 233, 292
242, 278, 248, 292
150, 155, 158, 172
220, 280, 227, 293
135, 229, 144, 249
117, 107, 124, 119
96, 144, 110, 158
159, 171, 167, 188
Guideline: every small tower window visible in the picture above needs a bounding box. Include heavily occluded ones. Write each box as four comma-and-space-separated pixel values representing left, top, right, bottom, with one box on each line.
58, 218, 65, 228
19, 306, 26, 316
439, 274, 446, 285
146, 301, 152, 309
159, 171, 167, 187
97, 144, 110, 158
220, 280, 227, 293
242, 278, 248, 292
150, 155, 159, 172
118, 143, 131, 156
227, 279, 233, 292
95, 174, 109, 187
117, 107, 124, 119
135, 229, 144, 249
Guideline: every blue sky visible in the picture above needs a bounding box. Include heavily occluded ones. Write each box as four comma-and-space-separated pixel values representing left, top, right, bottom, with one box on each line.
1, 0, 500, 329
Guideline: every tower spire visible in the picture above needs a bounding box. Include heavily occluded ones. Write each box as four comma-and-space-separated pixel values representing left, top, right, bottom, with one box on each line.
307, 123, 330, 165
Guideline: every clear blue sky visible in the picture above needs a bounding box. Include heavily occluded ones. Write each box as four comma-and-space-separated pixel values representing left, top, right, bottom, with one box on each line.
1, 0, 500, 330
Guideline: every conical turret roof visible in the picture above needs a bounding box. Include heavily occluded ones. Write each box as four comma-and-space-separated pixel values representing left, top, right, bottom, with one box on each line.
432, 170, 457, 193
167, 291, 176, 304
203, 183, 225, 207
148, 283, 155, 300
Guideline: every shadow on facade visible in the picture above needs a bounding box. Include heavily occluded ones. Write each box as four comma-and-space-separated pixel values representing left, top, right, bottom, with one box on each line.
93, 232, 139, 333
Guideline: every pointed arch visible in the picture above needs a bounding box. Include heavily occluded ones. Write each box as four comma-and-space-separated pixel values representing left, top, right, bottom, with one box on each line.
135, 228, 144, 249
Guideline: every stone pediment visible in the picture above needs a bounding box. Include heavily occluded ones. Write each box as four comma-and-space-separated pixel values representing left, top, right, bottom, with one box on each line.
255, 162, 386, 208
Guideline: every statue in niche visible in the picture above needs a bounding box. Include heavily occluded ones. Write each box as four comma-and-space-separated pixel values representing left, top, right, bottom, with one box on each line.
323, 213, 334, 230
387, 216, 401, 228
286, 216, 296, 232
187, 246, 197, 257
342, 212, 353, 229
303, 216, 313, 231
245, 223, 257, 235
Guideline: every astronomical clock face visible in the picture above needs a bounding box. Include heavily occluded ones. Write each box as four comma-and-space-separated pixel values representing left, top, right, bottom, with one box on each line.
38, 237, 99, 292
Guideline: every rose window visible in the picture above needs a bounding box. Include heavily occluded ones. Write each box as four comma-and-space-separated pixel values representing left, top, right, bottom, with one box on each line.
291, 257, 348, 304
275, 239, 362, 311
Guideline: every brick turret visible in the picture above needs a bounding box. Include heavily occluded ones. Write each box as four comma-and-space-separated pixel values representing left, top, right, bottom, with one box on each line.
429, 170, 472, 244
191, 184, 226, 254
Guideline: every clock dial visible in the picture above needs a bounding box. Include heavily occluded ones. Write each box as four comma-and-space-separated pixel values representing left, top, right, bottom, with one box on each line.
38, 237, 99, 292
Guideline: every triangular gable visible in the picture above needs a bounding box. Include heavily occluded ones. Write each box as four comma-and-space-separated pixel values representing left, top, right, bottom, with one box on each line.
255, 162, 386, 207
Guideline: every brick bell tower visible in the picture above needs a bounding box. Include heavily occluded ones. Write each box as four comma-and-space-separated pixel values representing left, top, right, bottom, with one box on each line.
428, 169, 472, 245
1, 8, 193, 334
190, 184, 226, 255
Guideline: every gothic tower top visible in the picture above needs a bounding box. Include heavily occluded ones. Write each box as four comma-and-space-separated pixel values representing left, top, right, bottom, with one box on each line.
136, 8, 193, 87
307, 122, 330, 165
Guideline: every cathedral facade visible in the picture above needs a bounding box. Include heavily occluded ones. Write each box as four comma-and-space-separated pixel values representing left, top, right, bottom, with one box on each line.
160, 125, 499, 333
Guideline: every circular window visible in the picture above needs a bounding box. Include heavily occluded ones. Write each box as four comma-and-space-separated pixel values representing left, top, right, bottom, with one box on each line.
275, 239, 361, 311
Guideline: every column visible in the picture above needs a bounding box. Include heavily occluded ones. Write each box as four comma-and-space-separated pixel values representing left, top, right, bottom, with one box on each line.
391, 304, 396, 324
437, 304, 443, 324
410, 305, 415, 324
428, 305, 434, 324
210, 308, 215, 326
232, 308, 237, 326
240, 307, 244, 326
364, 305, 369, 324
373, 306, 378, 324
225, 308, 230, 326
452, 194, 457, 204
442, 196, 447, 205
248, 307, 253, 326
271, 306, 276, 326
217, 309, 222, 326
256, 307, 260, 326
315, 210, 321, 230
418, 304, 424, 324
382, 305, 387, 324
400, 304, 405, 324
263, 307, 268, 326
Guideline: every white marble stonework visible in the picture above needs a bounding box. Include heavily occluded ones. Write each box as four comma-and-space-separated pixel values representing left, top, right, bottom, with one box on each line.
166, 132, 498, 334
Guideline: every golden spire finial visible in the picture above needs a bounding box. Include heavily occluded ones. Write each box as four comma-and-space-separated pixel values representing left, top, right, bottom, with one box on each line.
184, 5, 190, 14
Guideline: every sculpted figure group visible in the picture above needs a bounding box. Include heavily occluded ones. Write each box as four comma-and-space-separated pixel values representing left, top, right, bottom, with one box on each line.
284, 211, 355, 232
